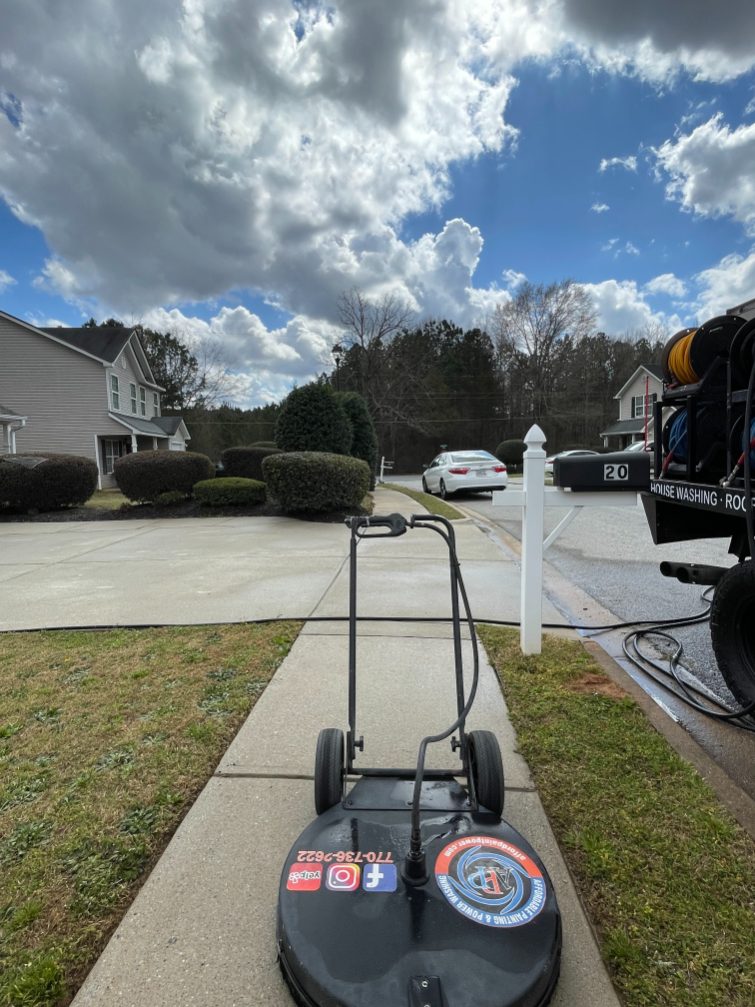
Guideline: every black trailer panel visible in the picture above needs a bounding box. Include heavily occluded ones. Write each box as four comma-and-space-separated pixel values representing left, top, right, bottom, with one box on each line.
642, 479, 747, 548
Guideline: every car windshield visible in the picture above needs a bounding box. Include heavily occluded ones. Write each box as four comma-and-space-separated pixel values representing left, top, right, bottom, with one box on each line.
449, 451, 495, 463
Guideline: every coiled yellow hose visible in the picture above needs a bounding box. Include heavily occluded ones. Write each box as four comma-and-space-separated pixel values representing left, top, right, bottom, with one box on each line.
668, 330, 698, 385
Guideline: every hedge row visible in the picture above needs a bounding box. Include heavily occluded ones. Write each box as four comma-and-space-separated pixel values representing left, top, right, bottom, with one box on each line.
114, 450, 214, 503
262, 452, 370, 513
220, 445, 281, 481
496, 439, 526, 469
0, 454, 99, 512
336, 391, 378, 488
194, 477, 266, 506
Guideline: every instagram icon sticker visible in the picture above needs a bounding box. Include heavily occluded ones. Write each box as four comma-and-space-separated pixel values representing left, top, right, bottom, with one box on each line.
326, 863, 360, 891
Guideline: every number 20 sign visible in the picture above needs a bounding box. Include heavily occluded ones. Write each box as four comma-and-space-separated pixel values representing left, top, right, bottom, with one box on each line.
604, 463, 629, 481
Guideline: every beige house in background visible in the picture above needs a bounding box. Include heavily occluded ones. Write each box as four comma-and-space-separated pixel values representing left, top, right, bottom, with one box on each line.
600, 364, 669, 449
0, 309, 190, 488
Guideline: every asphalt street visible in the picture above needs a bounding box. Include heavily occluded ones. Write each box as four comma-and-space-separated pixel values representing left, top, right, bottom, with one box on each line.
388, 475, 737, 704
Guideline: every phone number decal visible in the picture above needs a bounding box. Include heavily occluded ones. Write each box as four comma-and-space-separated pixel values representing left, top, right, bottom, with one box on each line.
296, 849, 393, 863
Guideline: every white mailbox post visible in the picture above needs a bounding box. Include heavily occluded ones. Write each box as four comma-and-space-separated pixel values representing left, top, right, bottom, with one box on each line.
493, 424, 639, 655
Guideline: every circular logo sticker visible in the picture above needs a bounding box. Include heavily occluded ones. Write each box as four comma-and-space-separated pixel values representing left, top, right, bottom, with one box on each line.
434, 835, 546, 928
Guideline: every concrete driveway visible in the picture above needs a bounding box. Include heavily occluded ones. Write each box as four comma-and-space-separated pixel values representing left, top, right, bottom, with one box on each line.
0, 499, 569, 631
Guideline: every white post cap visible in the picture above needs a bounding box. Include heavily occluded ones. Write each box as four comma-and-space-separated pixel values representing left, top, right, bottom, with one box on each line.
524, 424, 546, 448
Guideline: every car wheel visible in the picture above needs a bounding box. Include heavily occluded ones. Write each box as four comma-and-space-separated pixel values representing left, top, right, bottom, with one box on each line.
422, 476, 430, 494
439, 479, 452, 500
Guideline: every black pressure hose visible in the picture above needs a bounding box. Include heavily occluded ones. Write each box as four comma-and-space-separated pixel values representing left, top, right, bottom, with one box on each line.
402, 515, 480, 885
622, 588, 755, 731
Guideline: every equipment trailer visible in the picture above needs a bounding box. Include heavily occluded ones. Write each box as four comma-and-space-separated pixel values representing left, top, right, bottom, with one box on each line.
640, 296, 755, 710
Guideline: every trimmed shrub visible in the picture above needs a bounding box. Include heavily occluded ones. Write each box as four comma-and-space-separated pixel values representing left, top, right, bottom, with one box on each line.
114, 450, 214, 503
155, 490, 186, 508
194, 477, 266, 507
262, 452, 370, 513
495, 440, 526, 471
0, 453, 98, 512
335, 391, 378, 488
250, 441, 277, 449
275, 383, 353, 455
221, 445, 282, 482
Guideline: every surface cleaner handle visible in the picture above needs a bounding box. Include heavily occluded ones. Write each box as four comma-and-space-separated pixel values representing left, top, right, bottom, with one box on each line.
345, 513, 407, 537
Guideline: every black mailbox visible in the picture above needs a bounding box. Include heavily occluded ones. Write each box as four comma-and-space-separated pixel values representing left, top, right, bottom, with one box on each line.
552, 451, 650, 491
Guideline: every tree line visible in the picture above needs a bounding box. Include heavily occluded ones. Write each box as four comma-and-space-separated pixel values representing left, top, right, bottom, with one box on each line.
331, 282, 665, 471
90, 278, 666, 471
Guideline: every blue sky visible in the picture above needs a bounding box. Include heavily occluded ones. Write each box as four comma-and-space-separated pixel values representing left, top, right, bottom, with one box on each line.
3, 1, 755, 404
404, 60, 755, 294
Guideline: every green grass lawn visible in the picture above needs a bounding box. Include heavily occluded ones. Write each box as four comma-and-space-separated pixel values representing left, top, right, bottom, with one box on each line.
0, 622, 301, 1007
82, 490, 129, 510
479, 626, 755, 1007
381, 483, 464, 520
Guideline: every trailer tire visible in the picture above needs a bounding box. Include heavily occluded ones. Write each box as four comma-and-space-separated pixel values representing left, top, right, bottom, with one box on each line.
710, 561, 755, 706
468, 730, 504, 817
314, 728, 344, 815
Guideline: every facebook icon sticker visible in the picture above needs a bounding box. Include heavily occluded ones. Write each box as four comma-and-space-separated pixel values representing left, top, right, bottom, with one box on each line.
362, 862, 397, 892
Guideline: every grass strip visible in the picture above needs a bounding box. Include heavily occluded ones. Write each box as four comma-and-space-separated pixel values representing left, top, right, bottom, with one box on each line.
381, 483, 464, 520
478, 626, 755, 1007
0, 621, 301, 1007
82, 490, 129, 510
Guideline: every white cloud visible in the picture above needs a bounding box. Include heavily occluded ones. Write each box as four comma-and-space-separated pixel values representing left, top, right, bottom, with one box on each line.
583, 278, 681, 334
599, 155, 637, 172
601, 238, 640, 258
502, 268, 527, 289
0, 269, 17, 293
3, 1, 755, 406
561, 0, 755, 83
141, 304, 342, 407
644, 273, 687, 298
590, 202, 609, 213
655, 114, 755, 235
0, 0, 530, 324
692, 249, 755, 322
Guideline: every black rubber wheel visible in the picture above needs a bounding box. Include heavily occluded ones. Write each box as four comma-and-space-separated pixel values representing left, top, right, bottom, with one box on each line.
468, 730, 504, 817
314, 728, 344, 815
421, 476, 430, 494
710, 562, 755, 707
439, 478, 452, 500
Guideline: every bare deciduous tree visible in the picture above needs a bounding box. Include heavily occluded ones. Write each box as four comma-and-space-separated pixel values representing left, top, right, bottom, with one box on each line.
488, 280, 597, 421
337, 287, 415, 350
336, 286, 419, 425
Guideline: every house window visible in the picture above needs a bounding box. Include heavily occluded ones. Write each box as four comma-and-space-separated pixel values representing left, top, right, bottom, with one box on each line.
632, 393, 657, 418
153, 393, 159, 416
140, 387, 146, 416
130, 383, 137, 414
110, 375, 120, 411
102, 439, 124, 475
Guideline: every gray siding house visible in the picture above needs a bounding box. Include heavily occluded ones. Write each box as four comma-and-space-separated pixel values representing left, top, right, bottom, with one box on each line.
0, 310, 190, 488
600, 364, 668, 449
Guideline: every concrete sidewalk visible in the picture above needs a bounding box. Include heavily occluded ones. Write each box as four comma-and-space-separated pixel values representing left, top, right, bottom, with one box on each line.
67, 489, 618, 1006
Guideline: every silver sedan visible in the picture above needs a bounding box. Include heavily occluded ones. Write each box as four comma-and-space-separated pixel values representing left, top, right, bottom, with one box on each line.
422, 450, 508, 499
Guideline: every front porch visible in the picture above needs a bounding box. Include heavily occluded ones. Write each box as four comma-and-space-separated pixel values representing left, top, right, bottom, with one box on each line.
0, 404, 27, 456
599, 417, 652, 450
98, 414, 190, 488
